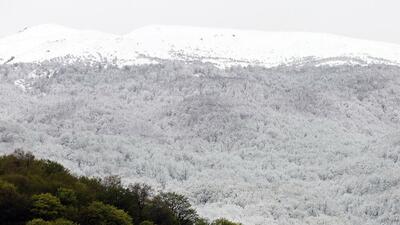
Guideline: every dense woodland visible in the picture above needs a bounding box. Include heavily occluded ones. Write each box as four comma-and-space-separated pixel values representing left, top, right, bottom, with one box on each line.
0, 150, 241, 225
1, 60, 400, 225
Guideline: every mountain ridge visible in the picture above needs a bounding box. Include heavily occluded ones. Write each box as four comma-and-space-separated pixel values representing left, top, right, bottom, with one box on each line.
2, 24, 400, 67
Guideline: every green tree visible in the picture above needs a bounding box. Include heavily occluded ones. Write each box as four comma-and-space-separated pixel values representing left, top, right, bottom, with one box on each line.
51, 218, 78, 225
56, 188, 79, 221
31, 193, 65, 220
26, 219, 51, 225
57, 188, 78, 206
143, 197, 178, 225
140, 221, 155, 225
98, 176, 126, 208
42, 160, 68, 175
211, 218, 242, 225
159, 192, 198, 225
195, 218, 210, 225
99, 177, 152, 225
128, 183, 152, 224
80, 201, 133, 225
13, 149, 35, 166
26, 218, 77, 225
0, 179, 30, 224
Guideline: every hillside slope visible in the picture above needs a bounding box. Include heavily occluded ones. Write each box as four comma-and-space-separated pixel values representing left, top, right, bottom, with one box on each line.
1, 61, 400, 225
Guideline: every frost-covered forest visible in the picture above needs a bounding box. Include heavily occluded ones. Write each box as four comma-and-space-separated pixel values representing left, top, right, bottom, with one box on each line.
1, 61, 400, 225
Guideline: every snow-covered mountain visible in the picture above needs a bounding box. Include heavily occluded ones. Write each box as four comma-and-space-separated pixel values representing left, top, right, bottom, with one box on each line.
3, 25, 400, 225
2, 24, 400, 67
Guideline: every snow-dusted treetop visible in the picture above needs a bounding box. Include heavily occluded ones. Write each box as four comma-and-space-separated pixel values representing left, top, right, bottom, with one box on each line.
1, 24, 400, 67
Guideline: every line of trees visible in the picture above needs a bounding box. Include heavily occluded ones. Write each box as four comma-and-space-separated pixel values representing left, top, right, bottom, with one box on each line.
0, 150, 241, 225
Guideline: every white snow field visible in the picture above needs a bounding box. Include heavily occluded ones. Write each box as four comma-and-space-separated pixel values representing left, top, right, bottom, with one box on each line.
1, 25, 400, 225
1, 24, 400, 67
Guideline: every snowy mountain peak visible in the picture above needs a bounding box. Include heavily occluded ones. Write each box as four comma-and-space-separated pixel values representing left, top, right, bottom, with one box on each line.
1, 24, 400, 67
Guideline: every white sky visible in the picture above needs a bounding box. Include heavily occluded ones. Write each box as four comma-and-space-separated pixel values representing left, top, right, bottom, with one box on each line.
0, 0, 399, 44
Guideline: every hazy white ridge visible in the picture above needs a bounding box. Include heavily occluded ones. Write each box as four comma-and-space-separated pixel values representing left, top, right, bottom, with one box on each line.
1, 24, 400, 67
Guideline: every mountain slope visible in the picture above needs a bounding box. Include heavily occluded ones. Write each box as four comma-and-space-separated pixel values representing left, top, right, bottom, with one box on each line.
2, 25, 400, 225
1, 62, 400, 225
1, 24, 400, 67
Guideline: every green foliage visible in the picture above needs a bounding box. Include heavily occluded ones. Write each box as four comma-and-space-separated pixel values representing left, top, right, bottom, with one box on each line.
26, 219, 51, 225
140, 220, 155, 225
0, 179, 30, 224
211, 218, 242, 225
56, 188, 79, 221
31, 193, 65, 220
159, 192, 199, 225
0, 178, 17, 191
26, 218, 77, 225
42, 160, 68, 175
97, 176, 127, 208
0, 150, 35, 175
57, 188, 77, 206
0, 151, 229, 225
51, 218, 78, 225
195, 218, 210, 225
143, 198, 178, 225
80, 201, 133, 225
128, 183, 152, 224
